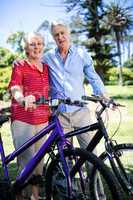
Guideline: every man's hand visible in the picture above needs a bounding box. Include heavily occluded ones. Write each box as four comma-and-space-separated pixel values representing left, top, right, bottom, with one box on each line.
101, 95, 116, 110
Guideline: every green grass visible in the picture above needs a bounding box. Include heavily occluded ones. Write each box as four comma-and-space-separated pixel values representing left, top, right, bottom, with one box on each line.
104, 85, 133, 143
85, 85, 133, 143
106, 85, 133, 100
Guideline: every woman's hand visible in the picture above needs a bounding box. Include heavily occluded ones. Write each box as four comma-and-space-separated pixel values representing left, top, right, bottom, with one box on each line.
24, 95, 36, 111
11, 86, 36, 111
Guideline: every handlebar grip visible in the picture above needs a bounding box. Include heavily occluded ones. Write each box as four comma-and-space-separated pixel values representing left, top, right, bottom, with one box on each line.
0, 115, 9, 126
82, 95, 101, 102
35, 96, 49, 105
0, 107, 11, 114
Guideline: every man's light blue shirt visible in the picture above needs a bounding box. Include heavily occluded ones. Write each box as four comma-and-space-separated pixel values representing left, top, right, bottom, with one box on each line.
43, 45, 106, 112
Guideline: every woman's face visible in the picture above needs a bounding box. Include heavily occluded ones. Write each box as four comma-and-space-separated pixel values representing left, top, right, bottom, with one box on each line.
25, 35, 44, 60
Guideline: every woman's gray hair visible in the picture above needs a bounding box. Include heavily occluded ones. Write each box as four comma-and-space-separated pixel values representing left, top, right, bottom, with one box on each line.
22, 32, 44, 49
50, 20, 70, 35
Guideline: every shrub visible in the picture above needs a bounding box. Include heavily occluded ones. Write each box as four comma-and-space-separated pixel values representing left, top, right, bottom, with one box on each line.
106, 67, 133, 85
124, 80, 133, 85
0, 66, 12, 99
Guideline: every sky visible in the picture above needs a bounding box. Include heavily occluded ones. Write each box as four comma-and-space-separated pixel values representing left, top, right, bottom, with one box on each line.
0, 0, 69, 49
1, 0, 133, 51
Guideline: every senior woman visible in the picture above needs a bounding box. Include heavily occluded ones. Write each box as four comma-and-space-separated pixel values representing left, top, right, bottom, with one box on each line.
8, 32, 50, 200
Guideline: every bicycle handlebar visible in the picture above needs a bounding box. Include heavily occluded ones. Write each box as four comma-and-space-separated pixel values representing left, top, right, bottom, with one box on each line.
0, 95, 125, 116
35, 96, 87, 107
0, 97, 87, 115
82, 95, 125, 108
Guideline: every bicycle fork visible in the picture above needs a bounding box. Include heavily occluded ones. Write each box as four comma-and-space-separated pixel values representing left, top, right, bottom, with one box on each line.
105, 140, 133, 195
57, 140, 73, 198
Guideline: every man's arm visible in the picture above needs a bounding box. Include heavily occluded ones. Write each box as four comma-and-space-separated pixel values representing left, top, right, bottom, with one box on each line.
83, 51, 107, 96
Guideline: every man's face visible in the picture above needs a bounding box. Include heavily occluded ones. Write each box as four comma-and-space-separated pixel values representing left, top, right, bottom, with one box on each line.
52, 25, 70, 50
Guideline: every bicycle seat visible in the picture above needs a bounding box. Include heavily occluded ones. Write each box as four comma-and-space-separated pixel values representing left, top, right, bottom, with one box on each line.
0, 115, 9, 126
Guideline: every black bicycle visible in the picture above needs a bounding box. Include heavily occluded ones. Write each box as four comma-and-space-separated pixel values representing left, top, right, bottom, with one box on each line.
63, 95, 133, 200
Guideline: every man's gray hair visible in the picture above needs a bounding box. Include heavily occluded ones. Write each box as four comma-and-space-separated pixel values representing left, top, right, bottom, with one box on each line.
50, 20, 70, 35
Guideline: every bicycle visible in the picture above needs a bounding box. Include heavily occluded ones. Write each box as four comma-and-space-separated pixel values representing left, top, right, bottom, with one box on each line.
0, 97, 122, 200
63, 95, 133, 200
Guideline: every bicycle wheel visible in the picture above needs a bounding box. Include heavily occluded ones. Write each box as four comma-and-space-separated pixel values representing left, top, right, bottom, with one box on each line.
0, 161, 16, 200
91, 143, 133, 200
0, 179, 15, 200
45, 148, 122, 200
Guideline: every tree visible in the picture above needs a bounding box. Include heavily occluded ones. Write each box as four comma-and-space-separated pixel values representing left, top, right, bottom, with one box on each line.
65, 0, 133, 84
65, 0, 117, 82
123, 56, 133, 71
7, 31, 25, 54
104, 2, 133, 85
69, 13, 86, 45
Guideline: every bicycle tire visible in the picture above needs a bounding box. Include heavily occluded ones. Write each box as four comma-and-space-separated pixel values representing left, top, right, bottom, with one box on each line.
0, 179, 15, 200
45, 148, 122, 200
90, 143, 133, 200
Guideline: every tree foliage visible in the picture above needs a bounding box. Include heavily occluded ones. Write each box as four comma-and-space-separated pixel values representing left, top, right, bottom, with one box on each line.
107, 67, 133, 85
103, 1, 133, 85
0, 47, 18, 98
7, 31, 25, 53
123, 56, 133, 71
0, 66, 12, 98
65, 0, 117, 81
65, 0, 133, 84
0, 47, 17, 68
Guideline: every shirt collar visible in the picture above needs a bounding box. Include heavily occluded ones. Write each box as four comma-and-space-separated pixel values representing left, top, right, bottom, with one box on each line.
55, 45, 74, 56
25, 60, 44, 72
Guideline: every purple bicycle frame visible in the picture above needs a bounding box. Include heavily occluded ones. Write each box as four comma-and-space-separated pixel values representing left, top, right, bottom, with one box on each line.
0, 115, 71, 191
